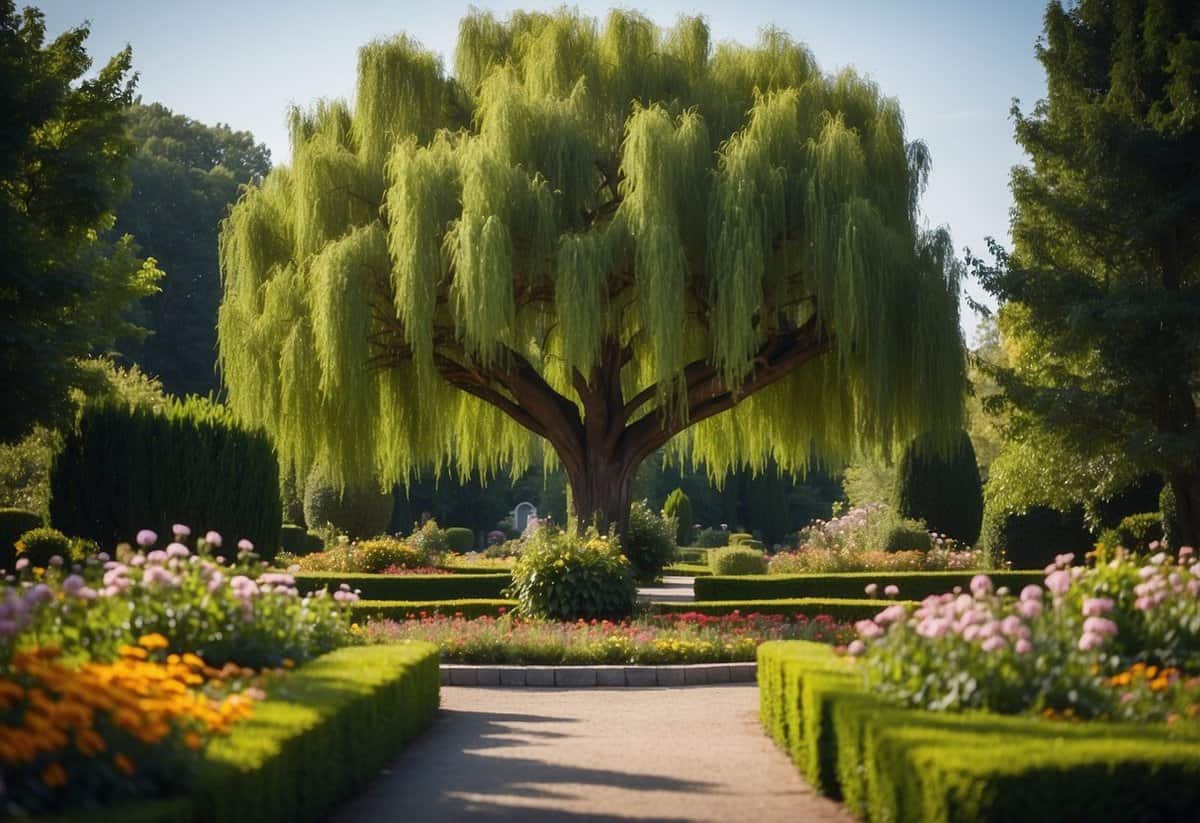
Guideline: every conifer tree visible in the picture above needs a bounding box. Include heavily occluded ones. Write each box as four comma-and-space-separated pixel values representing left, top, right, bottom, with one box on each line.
218, 10, 966, 534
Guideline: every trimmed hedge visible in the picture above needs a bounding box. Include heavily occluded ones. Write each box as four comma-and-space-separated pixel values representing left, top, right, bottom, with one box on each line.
280, 524, 307, 555
710, 546, 767, 575
663, 562, 712, 576
294, 572, 511, 601
759, 641, 1200, 823
677, 548, 709, 564
695, 571, 1046, 602
894, 431, 984, 545
651, 598, 902, 621
437, 563, 513, 575
48, 643, 439, 823
444, 527, 475, 552
350, 598, 517, 621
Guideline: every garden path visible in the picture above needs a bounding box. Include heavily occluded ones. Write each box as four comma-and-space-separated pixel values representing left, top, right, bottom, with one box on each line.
635, 575, 695, 604
333, 684, 852, 822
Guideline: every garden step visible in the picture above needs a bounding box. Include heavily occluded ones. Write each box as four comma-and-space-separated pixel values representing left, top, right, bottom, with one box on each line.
635, 574, 695, 603
438, 661, 754, 687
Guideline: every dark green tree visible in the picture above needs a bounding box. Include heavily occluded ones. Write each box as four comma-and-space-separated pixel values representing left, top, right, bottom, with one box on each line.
219, 10, 966, 536
662, 487, 694, 544
894, 431, 984, 545
115, 103, 271, 395
974, 0, 1200, 545
0, 2, 159, 443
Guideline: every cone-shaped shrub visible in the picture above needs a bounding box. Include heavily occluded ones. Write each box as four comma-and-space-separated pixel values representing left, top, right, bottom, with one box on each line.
894, 431, 983, 545
49, 399, 281, 552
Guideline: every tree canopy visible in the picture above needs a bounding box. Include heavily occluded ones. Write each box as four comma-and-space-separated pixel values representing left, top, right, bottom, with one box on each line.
116, 102, 272, 396
218, 9, 966, 531
0, 1, 160, 443
973, 0, 1200, 545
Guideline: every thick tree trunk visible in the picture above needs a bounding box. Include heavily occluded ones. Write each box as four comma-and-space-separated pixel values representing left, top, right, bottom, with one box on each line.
1169, 472, 1200, 549
565, 453, 637, 536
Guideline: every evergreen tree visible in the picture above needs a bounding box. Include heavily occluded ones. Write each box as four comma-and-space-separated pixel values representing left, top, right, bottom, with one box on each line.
974, 0, 1200, 545
894, 431, 984, 545
663, 488, 694, 545
218, 10, 966, 535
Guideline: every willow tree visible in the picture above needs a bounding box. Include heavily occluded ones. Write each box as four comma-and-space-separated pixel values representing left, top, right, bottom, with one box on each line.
218, 10, 966, 534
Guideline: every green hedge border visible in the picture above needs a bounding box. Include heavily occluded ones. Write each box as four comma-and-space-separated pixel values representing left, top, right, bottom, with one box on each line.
351, 599, 517, 621
295, 572, 511, 600
758, 641, 1200, 822
663, 563, 712, 576
650, 598, 900, 621
696, 570, 1045, 602
47, 643, 439, 823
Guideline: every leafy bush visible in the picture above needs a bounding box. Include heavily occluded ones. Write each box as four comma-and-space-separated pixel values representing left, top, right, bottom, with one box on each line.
444, 526, 475, 553
49, 398, 281, 555
484, 537, 524, 558
506, 527, 636, 620
663, 488, 695, 545
883, 525, 932, 552
894, 431, 984, 545
354, 537, 428, 572
0, 507, 41, 570
302, 469, 392, 539
768, 546, 988, 574
623, 499, 677, 582
408, 518, 451, 557
711, 546, 768, 575
15, 526, 72, 568
1115, 512, 1164, 550
1161, 484, 1183, 549
280, 523, 308, 554
695, 527, 731, 548
980, 503, 1094, 569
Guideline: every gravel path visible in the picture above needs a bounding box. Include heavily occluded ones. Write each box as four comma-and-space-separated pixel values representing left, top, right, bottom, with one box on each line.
333, 684, 853, 822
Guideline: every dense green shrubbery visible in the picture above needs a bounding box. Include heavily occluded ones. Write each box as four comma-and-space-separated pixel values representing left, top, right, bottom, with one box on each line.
979, 503, 1094, 569
1161, 484, 1183, 548
894, 431, 984, 545
729, 532, 754, 545
0, 507, 42, 570
49, 399, 281, 554
623, 500, 677, 582
506, 528, 636, 620
695, 527, 731, 548
302, 469, 392, 539
14, 526, 72, 568
882, 524, 932, 552
710, 546, 768, 575
280, 523, 308, 554
444, 526, 475, 552
1115, 512, 1164, 550
663, 488, 695, 545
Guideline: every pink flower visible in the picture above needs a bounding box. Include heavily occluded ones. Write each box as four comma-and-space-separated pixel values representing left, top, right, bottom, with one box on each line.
1082, 616, 1118, 637
847, 640, 866, 656
1019, 585, 1042, 602
172, 523, 191, 538
884, 584, 900, 598
1081, 597, 1114, 617
14, 558, 28, 571
1078, 632, 1105, 652
1134, 596, 1154, 611
854, 619, 884, 639
166, 542, 190, 559
136, 529, 158, 547
981, 636, 1007, 653
969, 574, 992, 597
204, 530, 223, 548
1017, 599, 1042, 619
1055, 553, 1075, 567
1044, 570, 1071, 596
238, 539, 255, 553
1014, 638, 1032, 655
864, 583, 879, 597
1179, 546, 1194, 559
874, 605, 907, 625
1000, 615, 1027, 638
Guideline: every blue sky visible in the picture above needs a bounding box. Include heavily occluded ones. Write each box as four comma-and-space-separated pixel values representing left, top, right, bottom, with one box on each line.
39, 0, 1050, 344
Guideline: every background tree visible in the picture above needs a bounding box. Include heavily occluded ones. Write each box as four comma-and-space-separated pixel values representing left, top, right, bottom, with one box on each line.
0, 1, 160, 443
115, 103, 272, 396
218, 10, 966, 536
974, 0, 1200, 545
893, 430, 984, 545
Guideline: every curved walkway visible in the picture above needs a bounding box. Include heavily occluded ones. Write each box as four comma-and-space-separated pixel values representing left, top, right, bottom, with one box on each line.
334, 684, 852, 822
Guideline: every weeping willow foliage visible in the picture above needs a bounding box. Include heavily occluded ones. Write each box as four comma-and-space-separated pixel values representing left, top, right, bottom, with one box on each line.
218, 9, 966, 494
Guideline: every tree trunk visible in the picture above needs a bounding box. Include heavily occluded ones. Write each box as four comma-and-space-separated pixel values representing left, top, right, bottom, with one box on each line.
565, 454, 637, 536
1170, 471, 1200, 549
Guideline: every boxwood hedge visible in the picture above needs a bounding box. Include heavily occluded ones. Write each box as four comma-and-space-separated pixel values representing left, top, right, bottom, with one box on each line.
696, 571, 1045, 602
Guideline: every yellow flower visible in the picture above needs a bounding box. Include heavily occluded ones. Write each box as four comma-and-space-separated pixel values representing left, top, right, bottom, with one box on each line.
118, 645, 149, 660
137, 633, 170, 650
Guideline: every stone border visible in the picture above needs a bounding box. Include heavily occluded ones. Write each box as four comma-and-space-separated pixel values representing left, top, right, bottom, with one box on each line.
440, 662, 756, 687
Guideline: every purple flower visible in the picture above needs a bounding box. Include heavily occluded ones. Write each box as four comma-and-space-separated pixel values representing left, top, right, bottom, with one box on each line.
875, 605, 907, 625
1044, 570, 1071, 596
969, 574, 992, 597
204, 530, 223, 548
136, 529, 158, 547
1081, 597, 1114, 617
62, 575, 85, 595
48, 555, 63, 567
172, 523, 191, 538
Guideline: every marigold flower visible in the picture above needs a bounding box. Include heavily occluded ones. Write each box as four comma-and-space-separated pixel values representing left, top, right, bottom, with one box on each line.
138, 633, 170, 650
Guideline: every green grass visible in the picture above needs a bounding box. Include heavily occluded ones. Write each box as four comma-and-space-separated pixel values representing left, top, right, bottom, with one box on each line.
663, 562, 712, 576
696, 570, 1045, 602
294, 571, 511, 600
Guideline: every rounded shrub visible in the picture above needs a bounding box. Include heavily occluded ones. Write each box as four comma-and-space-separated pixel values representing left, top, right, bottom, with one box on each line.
354, 537, 426, 572
16, 527, 72, 568
0, 508, 42, 571
694, 527, 731, 548
883, 525, 932, 553
303, 468, 393, 539
280, 523, 308, 555
623, 500, 676, 582
507, 527, 636, 620
662, 488, 695, 545
894, 431, 984, 545
445, 527, 475, 553
1161, 484, 1183, 549
980, 503, 1094, 570
710, 546, 768, 575
305, 531, 325, 555
1115, 512, 1164, 551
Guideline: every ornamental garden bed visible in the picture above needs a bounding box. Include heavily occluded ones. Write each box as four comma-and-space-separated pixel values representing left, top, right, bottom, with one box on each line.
695, 570, 1045, 602
294, 571, 511, 600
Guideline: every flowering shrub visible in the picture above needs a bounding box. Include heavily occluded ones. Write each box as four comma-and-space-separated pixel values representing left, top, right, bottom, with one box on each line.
359, 611, 854, 664
847, 545, 1200, 721
506, 527, 636, 620
2, 528, 357, 669
0, 637, 261, 816
14, 527, 73, 568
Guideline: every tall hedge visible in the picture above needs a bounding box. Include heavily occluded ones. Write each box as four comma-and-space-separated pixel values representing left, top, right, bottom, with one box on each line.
662, 488, 695, 546
894, 431, 984, 545
49, 399, 281, 552
980, 503, 1094, 570
303, 467, 393, 539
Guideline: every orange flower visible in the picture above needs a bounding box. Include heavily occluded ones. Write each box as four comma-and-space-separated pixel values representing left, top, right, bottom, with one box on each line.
113, 752, 136, 776
118, 645, 149, 660
137, 633, 170, 650
41, 762, 67, 788
183, 732, 204, 751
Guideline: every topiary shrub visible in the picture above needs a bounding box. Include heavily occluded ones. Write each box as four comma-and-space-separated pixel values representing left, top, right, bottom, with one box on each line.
0, 508, 42, 571
507, 527, 635, 620
1115, 512, 1164, 551
303, 468, 393, 539
305, 531, 325, 555
695, 527, 731, 548
980, 503, 1094, 570
883, 525, 932, 553
444, 527, 475, 553
15, 527, 72, 568
623, 500, 677, 582
1161, 485, 1183, 549
729, 532, 754, 546
280, 524, 308, 555
663, 488, 695, 545
49, 399, 281, 553
710, 546, 768, 575
894, 431, 984, 545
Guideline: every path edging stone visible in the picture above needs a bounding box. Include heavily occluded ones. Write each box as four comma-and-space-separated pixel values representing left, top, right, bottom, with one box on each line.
439, 661, 756, 687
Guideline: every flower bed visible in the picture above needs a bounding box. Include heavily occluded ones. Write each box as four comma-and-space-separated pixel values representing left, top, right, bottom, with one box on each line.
350, 598, 518, 621
651, 598, 904, 622
360, 611, 853, 665
292, 571, 511, 601
694, 570, 1045, 603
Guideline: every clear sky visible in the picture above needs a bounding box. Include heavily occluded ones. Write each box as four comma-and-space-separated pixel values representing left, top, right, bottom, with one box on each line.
39, 0, 1050, 345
